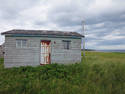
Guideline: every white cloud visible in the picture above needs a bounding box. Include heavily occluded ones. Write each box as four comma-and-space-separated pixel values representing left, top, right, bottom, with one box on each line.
102, 29, 125, 40
85, 40, 101, 49
87, 0, 125, 17
0, 0, 125, 50
97, 44, 125, 50
94, 23, 105, 28
103, 34, 125, 40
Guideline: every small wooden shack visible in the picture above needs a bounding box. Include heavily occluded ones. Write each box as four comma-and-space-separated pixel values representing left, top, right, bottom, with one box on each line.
1, 29, 84, 68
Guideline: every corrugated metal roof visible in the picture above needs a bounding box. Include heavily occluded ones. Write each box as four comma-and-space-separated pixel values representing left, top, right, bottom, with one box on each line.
1, 29, 84, 37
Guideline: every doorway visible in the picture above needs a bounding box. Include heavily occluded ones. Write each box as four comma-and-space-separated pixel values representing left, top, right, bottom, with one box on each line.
40, 40, 51, 65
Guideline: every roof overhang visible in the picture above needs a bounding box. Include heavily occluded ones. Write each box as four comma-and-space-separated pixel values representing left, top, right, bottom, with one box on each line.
5, 34, 84, 39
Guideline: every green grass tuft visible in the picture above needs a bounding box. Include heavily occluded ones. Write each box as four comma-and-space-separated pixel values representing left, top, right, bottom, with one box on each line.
0, 52, 125, 94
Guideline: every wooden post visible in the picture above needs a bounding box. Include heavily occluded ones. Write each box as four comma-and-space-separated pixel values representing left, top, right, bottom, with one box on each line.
82, 21, 85, 57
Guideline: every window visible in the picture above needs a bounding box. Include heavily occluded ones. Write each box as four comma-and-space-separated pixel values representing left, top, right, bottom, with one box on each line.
16, 39, 27, 48
63, 40, 71, 50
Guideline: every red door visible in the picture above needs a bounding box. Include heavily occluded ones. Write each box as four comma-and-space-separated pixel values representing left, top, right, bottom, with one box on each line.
40, 40, 51, 65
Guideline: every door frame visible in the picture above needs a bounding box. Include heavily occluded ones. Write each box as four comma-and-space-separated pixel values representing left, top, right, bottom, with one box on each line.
40, 40, 51, 65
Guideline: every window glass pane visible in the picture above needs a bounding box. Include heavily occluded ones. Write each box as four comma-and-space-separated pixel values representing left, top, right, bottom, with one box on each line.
64, 42, 67, 49
67, 42, 69, 49
16, 40, 21, 47
22, 40, 27, 47
16, 39, 27, 48
63, 40, 71, 50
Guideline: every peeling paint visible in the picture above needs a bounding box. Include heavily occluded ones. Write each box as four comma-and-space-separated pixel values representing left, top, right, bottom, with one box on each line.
40, 40, 51, 65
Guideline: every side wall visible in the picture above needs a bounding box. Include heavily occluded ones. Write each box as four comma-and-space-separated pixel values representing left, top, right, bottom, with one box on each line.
4, 36, 81, 68
51, 38, 81, 64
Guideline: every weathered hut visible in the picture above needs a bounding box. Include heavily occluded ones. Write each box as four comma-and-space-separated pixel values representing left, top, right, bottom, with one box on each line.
1, 29, 84, 68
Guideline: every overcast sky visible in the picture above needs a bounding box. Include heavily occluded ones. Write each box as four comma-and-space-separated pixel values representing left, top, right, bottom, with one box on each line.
0, 0, 125, 50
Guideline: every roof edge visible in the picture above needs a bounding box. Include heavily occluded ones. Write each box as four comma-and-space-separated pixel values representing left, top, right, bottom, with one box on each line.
1, 29, 84, 37
6, 34, 83, 39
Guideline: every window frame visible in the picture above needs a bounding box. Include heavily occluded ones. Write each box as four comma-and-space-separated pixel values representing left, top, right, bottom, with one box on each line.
62, 40, 71, 50
16, 39, 27, 48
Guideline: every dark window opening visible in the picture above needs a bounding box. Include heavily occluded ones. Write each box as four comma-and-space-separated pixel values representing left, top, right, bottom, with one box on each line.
62, 40, 71, 50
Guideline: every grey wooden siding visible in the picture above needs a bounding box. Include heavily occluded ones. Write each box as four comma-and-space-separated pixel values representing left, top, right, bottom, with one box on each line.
4, 37, 81, 68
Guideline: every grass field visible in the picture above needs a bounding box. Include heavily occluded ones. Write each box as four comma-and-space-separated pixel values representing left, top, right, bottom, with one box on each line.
0, 51, 125, 94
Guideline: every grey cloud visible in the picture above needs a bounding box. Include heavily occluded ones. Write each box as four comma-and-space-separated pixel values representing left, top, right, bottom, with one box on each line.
34, 20, 48, 26
96, 38, 125, 46
48, 10, 82, 27
0, 0, 125, 50
0, 0, 40, 20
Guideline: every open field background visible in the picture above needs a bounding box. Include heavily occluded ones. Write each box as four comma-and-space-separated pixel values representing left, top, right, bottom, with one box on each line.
0, 51, 125, 94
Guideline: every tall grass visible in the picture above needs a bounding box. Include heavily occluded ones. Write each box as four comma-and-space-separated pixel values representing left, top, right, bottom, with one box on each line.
0, 52, 125, 94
